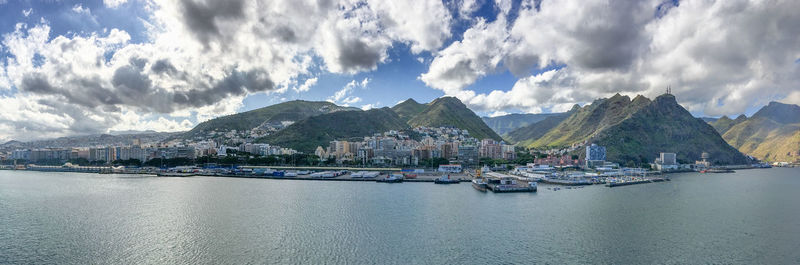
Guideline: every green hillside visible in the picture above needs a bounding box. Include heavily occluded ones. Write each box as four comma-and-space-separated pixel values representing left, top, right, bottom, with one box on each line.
504, 106, 579, 145
711, 114, 747, 134
528, 94, 651, 148
391, 98, 427, 122
257, 108, 408, 152
183, 100, 358, 139
407, 97, 503, 141
722, 102, 800, 162
593, 94, 749, 165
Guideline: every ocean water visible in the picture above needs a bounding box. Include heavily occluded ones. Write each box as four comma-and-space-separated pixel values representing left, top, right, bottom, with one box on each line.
1, 168, 799, 264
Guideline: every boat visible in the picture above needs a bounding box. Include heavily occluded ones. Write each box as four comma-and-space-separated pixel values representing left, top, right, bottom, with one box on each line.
434, 174, 460, 184
377, 174, 403, 183
528, 181, 538, 192
472, 179, 488, 191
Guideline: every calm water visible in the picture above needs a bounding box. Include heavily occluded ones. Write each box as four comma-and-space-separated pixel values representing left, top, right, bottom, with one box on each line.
1, 168, 799, 264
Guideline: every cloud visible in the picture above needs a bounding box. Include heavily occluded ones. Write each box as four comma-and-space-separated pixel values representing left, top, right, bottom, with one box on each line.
487, 111, 509, 117
328, 78, 369, 105
103, 0, 129, 8
22, 8, 32, 17
421, 0, 800, 116
294, 77, 317, 92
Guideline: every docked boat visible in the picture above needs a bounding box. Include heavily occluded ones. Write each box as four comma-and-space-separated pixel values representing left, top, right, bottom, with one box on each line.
434, 174, 460, 184
472, 179, 488, 191
377, 174, 403, 183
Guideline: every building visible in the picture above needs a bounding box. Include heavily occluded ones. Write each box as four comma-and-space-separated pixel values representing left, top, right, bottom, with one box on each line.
659, 152, 677, 165
585, 144, 606, 168
457, 145, 478, 164
479, 139, 502, 159
654, 152, 679, 171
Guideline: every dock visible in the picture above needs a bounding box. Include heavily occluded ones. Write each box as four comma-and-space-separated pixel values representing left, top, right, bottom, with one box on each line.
606, 177, 670, 187
486, 183, 537, 193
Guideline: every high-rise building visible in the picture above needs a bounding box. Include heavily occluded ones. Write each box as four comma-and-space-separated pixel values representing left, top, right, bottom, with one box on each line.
585, 144, 606, 168
659, 152, 677, 165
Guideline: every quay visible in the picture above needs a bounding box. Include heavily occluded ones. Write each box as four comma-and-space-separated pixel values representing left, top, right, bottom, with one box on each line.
606, 177, 670, 187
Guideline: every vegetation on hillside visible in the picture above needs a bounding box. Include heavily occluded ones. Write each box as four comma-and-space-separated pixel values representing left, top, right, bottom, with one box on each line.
391, 98, 427, 122
593, 94, 749, 165
407, 97, 503, 141
721, 102, 800, 162
183, 100, 358, 138
257, 107, 408, 152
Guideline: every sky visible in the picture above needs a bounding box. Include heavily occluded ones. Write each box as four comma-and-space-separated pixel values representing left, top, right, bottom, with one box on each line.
0, 0, 799, 141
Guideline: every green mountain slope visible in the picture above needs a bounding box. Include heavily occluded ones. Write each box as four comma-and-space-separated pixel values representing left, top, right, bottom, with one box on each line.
528, 94, 651, 148
406, 97, 502, 141
722, 102, 800, 162
257, 108, 408, 152
711, 114, 747, 134
183, 100, 358, 139
391, 98, 427, 122
593, 94, 749, 165
504, 106, 580, 145
482, 111, 569, 135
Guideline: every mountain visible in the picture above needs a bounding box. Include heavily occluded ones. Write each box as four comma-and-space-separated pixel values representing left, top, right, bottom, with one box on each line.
751, 101, 800, 124
482, 112, 565, 135
257, 108, 408, 152
711, 114, 747, 135
721, 102, 800, 162
591, 94, 749, 165
0, 132, 178, 151
504, 106, 580, 145
391, 98, 427, 122
515, 94, 747, 165
406, 97, 503, 141
183, 100, 358, 138
527, 94, 652, 148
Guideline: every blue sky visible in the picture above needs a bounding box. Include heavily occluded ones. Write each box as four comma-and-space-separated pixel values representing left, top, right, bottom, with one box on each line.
0, 0, 798, 141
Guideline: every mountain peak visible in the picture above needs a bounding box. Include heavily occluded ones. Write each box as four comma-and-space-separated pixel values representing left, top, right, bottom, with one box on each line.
568, 104, 581, 112
608, 93, 631, 102
431, 96, 464, 106
408, 96, 502, 141
397, 98, 419, 105
752, 101, 800, 124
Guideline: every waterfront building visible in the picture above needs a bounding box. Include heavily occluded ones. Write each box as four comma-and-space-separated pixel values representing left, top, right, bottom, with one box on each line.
585, 144, 606, 168
654, 152, 679, 171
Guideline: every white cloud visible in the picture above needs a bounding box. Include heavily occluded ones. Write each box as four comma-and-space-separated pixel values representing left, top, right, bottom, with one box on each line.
71, 4, 91, 15
294, 77, 317, 92
103, 0, 129, 8
328, 78, 370, 105
421, 0, 800, 116
420, 17, 509, 95
3, 0, 454, 140
360, 103, 376, 110
22, 8, 32, 17
487, 111, 509, 117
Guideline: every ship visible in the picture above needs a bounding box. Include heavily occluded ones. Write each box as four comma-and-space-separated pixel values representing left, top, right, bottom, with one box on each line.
434, 174, 460, 184
472, 178, 488, 191
377, 174, 403, 183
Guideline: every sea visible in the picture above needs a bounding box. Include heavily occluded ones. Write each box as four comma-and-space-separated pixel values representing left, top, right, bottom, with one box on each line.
1, 168, 799, 264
